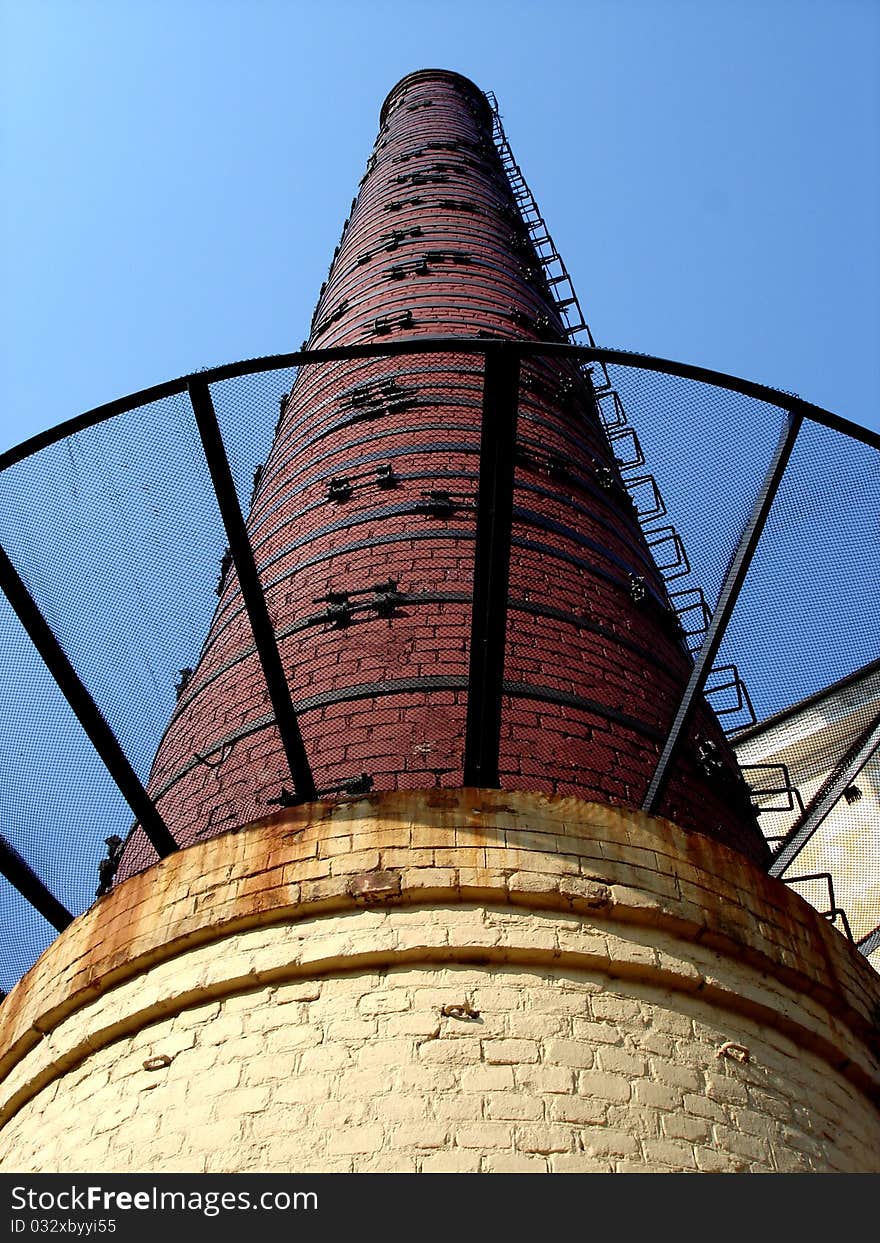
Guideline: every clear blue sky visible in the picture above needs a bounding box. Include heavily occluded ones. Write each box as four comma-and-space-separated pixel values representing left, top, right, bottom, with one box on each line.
2, 0, 879, 452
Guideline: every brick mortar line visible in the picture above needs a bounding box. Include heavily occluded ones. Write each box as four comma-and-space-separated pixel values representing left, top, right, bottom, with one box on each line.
202, 510, 670, 677
149, 674, 665, 806
248, 440, 643, 579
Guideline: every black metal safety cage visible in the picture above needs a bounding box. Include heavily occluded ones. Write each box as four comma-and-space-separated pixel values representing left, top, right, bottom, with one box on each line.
1, 339, 878, 992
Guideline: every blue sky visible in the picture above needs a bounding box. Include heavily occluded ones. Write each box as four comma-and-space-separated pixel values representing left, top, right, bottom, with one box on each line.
2, 0, 879, 451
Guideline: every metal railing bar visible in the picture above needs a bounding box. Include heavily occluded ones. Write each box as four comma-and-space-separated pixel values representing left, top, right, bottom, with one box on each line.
857, 924, 880, 958
0, 378, 191, 472
4, 342, 876, 475
642, 411, 804, 816
464, 349, 521, 786
0, 340, 498, 471
792, 406, 880, 449
734, 657, 880, 744
187, 379, 317, 803
585, 350, 880, 450
0, 834, 73, 933
0, 544, 178, 859
769, 710, 880, 878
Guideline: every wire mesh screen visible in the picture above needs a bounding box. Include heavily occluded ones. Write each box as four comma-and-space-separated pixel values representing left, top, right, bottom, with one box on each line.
0, 594, 133, 988
605, 362, 791, 662
229, 350, 479, 798
125, 368, 300, 868
0, 881, 59, 996
0, 391, 232, 981
503, 354, 667, 805
720, 420, 879, 717
720, 420, 880, 949
0, 343, 877, 996
0, 393, 225, 782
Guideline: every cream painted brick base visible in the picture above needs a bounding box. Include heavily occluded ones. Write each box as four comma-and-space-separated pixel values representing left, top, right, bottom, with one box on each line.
1, 793, 878, 1173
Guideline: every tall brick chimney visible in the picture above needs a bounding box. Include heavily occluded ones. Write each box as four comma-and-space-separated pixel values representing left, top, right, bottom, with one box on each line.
1, 71, 878, 1175
120, 67, 766, 878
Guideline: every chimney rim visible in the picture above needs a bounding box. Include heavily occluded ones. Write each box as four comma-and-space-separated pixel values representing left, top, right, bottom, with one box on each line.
379, 69, 493, 129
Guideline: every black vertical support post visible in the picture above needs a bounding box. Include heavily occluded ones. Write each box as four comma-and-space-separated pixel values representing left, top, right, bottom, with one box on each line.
642, 410, 804, 815
0, 835, 73, 932
464, 346, 521, 787
0, 544, 178, 859
188, 380, 317, 802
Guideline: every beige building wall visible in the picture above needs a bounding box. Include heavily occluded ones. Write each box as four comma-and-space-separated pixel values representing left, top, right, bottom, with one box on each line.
1, 791, 879, 1173
734, 661, 880, 968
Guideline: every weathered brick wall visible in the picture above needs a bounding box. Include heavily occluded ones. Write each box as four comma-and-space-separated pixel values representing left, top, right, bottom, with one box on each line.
119, 69, 765, 879
2, 792, 878, 1172
3, 950, 878, 1174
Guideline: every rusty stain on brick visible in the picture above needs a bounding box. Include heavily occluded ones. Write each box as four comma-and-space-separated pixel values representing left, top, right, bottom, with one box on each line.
3, 790, 879, 1124
142, 1054, 173, 1072
560, 877, 612, 910
348, 870, 402, 904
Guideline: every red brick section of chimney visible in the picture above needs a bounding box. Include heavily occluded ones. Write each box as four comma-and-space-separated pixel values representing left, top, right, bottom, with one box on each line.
118, 69, 767, 880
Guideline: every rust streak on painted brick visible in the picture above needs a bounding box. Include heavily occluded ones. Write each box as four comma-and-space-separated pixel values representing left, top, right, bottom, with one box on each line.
1, 791, 878, 1103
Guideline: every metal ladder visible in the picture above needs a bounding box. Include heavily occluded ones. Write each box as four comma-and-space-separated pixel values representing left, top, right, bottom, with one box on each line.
484, 91, 763, 754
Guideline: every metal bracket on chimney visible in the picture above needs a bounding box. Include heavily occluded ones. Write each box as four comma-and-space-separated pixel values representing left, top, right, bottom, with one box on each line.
695, 738, 725, 777
215, 546, 233, 595
268, 772, 374, 807
436, 198, 479, 213
423, 249, 472, 265
313, 299, 349, 338
415, 490, 477, 518
340, 377, 417, 416
380, 226, 423, 249
327, 464, 399, 503
387, 258, 429, 279
249, 463, 264, 507
373, 309, 414, 334
393, 171, 450, 187
310, 578, 404, 628
384, 197, 424, 212
175, 667, 194, 701
96, 835, 125, 898
515, 443, 573, 483
313, 591, 354, 628
326, 478, 353, 503
628, 575, 647, 603
594, 462, 623, 493
372, 581, 405, 617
